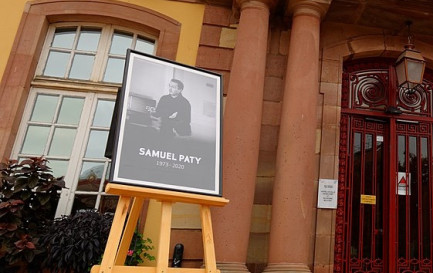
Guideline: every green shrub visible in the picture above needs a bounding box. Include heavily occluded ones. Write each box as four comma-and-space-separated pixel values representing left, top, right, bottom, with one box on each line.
125, 231, 154, 266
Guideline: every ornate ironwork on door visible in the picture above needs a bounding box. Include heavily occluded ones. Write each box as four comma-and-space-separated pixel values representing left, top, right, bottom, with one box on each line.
335, 59, 433, 273
394, 121, 432, 273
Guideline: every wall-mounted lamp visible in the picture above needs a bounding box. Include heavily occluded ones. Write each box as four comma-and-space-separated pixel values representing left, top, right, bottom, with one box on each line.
395, 21, 426, 93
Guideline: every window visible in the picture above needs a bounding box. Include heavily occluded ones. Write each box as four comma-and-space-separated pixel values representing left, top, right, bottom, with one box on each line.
37, 24, 156, 83
13, 23, 156, 216
16, 89, 116, 216
104, 30, 155, 83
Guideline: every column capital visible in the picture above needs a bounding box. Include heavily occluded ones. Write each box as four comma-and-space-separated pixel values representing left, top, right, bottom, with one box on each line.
235, 0, 278, 11
286, 0, 331, 19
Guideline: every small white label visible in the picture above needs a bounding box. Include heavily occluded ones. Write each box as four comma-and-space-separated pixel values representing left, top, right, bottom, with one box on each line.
377, 135, 383, 142
317, 179, 338, 209
397, 172, 411, 195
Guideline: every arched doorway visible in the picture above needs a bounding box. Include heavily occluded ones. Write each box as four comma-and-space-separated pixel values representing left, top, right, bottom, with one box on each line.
334, 59, 433, 272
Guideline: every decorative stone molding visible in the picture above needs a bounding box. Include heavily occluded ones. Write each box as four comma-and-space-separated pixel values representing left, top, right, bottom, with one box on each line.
286, 0, 331, 19
263, 263, 311, 273
216, 262, 251, 273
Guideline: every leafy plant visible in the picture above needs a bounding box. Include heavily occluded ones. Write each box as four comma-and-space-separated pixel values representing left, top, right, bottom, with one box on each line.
41, 210, 154, 273
125, 231, 154, 266
40, 210, 113, 273
0, 157, 65, 273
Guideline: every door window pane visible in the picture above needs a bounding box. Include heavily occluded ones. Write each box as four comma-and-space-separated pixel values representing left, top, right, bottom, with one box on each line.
44, 51, 70, 77
421, 137, 431, 258
57, 97, 85, 125
409, 136, 419, 258
103, 163, 111, 191
69, 54, 95, 80
52, 28, 77, 49
351, 132, 362, 257
110, 32, 132, 55
99, 195, 118, 213
375, 136, 384, 259
30, 94, 58, 122
136, 37, 155, 54
398, 135, 406, 172
77, 161, 104, 191
21, 125, 50, 155
398, 135, 407, 257
105, 162, 111, 180
362, 134, 373, 258
72, 194, 97, 213
85, 130, 109, 158
48, 159, 69, 177
76, 28, 101, 51
103, 57, 125, 83
365, 134, 373, 194
93, 100, 115, 127
48, 127, 77, 156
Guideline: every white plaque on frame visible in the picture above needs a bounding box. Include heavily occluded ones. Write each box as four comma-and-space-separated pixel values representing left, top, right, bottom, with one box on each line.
317, 179, 338, 209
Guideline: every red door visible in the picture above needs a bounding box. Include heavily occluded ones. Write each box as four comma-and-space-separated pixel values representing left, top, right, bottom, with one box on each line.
334, 59, 433, 273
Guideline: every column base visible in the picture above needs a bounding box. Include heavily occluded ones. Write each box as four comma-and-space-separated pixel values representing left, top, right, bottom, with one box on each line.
216, 262, 251, 273
263, 263, 311, 273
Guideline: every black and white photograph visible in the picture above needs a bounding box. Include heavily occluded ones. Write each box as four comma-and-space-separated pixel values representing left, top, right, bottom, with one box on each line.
110, 50, 222, 196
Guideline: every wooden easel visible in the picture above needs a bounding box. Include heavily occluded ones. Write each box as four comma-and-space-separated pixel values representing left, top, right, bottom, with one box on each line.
91, 183, 229, 273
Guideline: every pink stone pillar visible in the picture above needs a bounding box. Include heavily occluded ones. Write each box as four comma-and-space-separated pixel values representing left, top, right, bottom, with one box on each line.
212, 0, 275, 272
264, 1, 329, 272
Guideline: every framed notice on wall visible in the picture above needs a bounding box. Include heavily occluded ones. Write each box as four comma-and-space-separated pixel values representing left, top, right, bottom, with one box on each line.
317, 179, 338, 209
109, 50, 222, 196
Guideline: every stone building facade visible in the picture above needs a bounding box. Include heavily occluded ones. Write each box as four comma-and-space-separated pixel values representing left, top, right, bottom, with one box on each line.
2, 0, 433, 272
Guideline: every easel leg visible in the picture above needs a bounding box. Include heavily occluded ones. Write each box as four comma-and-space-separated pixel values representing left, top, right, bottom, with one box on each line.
99, 195, 131, 273
156, 201, 173, 273
201, 205, 218, 273
115, 197, 145, 265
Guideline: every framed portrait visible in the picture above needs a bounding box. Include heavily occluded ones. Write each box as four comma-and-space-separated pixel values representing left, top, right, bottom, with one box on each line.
109, 50, 222, 196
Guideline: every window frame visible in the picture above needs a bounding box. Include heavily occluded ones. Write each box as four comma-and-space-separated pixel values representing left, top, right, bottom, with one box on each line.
35, 23, 158, 83
11, 88, 116, 216
0, 0, 181, 160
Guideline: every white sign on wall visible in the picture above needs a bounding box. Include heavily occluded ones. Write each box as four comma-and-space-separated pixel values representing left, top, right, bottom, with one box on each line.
317, 179, 338, 209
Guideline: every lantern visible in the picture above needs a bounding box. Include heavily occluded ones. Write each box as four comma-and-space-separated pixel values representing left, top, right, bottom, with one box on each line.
395, 22, 425, 92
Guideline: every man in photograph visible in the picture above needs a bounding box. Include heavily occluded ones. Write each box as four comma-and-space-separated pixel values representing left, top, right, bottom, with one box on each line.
153, 78, 191, 138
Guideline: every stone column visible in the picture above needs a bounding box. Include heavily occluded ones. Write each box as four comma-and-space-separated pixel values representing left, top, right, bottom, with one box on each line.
212, 0, 275, 272
264, 1, 330, 272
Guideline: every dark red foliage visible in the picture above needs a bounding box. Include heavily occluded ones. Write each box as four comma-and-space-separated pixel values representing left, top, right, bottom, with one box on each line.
0, 157, 65, 273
